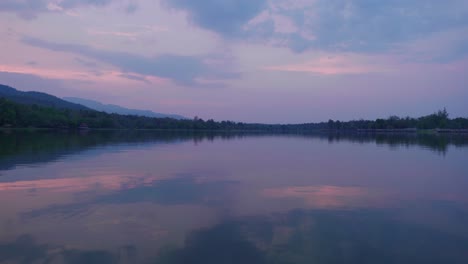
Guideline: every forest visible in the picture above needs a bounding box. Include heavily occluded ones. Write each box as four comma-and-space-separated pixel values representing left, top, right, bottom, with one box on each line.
1, 98, 467, 131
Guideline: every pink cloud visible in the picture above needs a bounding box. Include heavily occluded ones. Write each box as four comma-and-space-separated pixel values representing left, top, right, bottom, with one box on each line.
0, 64, 169, 85
88, 30, 139, 39
263, 54, 389, 75
87, 25, 169, 41
261, 52, 467, 76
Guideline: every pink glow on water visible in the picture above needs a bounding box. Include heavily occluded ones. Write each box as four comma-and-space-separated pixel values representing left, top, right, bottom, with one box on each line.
0, 173, 172, 192
263, 185, 368, 208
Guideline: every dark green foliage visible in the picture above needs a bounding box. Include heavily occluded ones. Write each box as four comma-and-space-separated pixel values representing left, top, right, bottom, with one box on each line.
0, 97, 286, 130
1, 97, 467, 130
326, 108, 467, 130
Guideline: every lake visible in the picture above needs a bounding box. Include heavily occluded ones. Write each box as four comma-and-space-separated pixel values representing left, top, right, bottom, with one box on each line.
0, 131, 467, 264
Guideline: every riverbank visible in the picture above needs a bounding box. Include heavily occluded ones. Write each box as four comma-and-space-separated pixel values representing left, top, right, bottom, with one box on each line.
2, 127, 468, 134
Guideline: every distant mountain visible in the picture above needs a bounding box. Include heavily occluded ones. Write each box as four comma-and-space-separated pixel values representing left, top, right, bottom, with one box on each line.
0, 84, 89, 110
63, 97, 186, 119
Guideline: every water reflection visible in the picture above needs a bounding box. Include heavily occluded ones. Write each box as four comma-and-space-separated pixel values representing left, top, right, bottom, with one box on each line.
0, 235, 47, 264
154, 209, 468, 264
5, 205, 467, 264
263, 185, 367, 208
1, 131, 467, 172
0, 235, 135, 264
270, 209, 468, 263
22, 177, 236, 219
325, 132, 468, 154
0, 131, 467, 263
155, 223, 267, 264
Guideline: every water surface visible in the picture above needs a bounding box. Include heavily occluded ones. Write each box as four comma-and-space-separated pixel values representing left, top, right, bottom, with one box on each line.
1, 131, 467, 263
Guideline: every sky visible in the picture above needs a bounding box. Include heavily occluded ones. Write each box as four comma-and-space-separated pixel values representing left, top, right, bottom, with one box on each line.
0, 0, 467, 123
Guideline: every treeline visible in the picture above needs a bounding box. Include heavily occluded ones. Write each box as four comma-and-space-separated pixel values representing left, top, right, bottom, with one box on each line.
0, 98, 278, 130
1, 98, 467, 130
326, 109, 468, 130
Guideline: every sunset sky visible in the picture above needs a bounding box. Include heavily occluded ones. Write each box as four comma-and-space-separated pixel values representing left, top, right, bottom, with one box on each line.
1, 0, 467, 123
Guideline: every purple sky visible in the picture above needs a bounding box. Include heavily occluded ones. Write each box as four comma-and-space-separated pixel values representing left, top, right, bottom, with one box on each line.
0, 0, 467, 123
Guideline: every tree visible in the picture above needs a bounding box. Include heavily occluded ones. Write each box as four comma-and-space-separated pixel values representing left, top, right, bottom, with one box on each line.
327, 119, 335, 129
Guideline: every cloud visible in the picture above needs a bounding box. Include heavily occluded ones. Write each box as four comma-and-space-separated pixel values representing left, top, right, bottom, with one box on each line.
159, 0, 468, 60
0, 71, 71, 95
245, 0, 468, 57
75, 57, 98, 68
0, 63, 170, 87
0, 0, 48, 19
125, 2, 138, 14
162, 0, 267, 37
0, 0, 126, 19
86, 24, 169, 42
312, 0, 467, 51
21, 36, 238, 86
58, 0, 113, 9
263, 54, 390, 75
394, 27, 468, 63
118, 73, 151, 84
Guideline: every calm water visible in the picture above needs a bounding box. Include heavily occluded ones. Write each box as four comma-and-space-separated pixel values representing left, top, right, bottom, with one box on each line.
1, 131, 468, 264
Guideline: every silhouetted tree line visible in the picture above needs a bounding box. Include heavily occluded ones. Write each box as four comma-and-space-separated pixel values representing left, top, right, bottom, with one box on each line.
326, 108, 468, 130
0, 98, 278, 130
1, 98, 467, 130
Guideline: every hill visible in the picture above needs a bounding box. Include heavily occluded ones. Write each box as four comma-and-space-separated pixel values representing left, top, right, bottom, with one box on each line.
0, 84, 88, 110
1, 84, 467, 131
63, 97, 185, 119
0, 97, 245, 130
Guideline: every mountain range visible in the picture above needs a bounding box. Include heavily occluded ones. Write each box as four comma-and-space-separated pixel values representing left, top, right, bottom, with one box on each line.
0, 84, 88, 110
63, 97, 185, 119
0, 84, 185, 119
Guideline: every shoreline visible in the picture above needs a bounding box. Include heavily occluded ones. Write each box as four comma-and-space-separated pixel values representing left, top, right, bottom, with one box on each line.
1, 127, 468, 134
